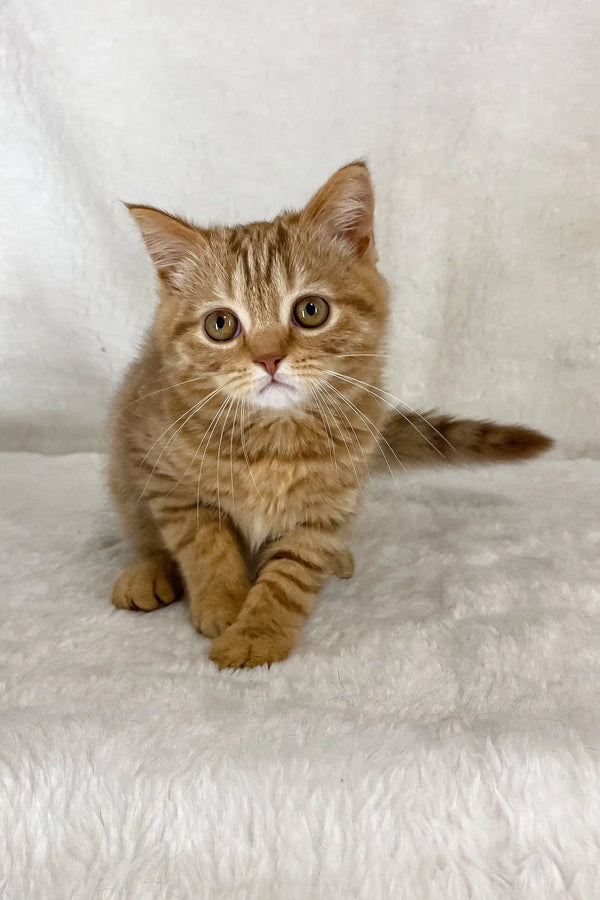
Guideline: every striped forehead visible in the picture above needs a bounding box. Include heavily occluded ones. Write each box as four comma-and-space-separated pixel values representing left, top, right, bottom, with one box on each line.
225, 222, 295, 322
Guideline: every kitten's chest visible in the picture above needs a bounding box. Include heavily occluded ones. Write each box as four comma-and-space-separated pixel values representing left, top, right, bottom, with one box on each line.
172, 415, 360, 551
207, 453, 351, 552
230, 504, 282, 553
227, 456, 319, 551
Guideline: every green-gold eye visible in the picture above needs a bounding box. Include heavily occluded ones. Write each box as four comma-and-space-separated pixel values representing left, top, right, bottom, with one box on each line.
293, 296, 330, 328
204, 309, 240, 342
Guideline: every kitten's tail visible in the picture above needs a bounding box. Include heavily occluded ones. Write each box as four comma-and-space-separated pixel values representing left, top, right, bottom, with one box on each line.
376, 411, 553, 470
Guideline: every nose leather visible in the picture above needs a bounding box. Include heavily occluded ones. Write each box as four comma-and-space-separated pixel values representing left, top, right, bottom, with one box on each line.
255, 354, 284, 377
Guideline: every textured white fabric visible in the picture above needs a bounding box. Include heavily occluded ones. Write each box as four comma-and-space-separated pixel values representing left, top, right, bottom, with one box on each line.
2, 2, 599, 894
1, 0, 599, 454
2, 452, 600, 898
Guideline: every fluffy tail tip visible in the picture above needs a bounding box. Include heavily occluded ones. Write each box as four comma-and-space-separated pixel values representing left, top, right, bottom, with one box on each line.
477, 422, 554, 461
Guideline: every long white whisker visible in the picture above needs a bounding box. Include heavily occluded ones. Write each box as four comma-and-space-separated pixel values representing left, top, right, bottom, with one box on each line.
125, 374, 213, 408
137, 389, 225, 504
323, 381, 405, 489
314, 378, 372, 479
240, 400, 260, 495
216, 396, 235, 528
229, 398, 240, 514
325, 370, 452, 455
196, 396, 233, 534
308, 384, 339, 478
333, 353, 391, 359
139, 383, 224, 469
163, 398, 229, 498
317, 388, 363, 493
330, 370, 442, 457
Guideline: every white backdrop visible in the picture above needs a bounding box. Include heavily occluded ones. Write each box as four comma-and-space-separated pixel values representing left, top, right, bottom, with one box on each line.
1, 0, 598, 455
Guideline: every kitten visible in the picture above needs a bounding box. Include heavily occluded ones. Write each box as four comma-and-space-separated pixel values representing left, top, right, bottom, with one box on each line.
109, 162, 552, 668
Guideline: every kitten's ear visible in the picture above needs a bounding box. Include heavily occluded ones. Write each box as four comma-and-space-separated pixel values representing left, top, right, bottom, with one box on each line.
126, 204, 197, 283
299, 162, 375, 260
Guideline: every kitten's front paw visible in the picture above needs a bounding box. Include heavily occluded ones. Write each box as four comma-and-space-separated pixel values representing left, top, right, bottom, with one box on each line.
112, 553, 183, 612
209, 624, 292, 669
190, 590, 247, 638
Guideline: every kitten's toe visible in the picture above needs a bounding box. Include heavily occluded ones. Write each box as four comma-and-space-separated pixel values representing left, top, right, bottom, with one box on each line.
189, 590, 247, 637
209, 624, 292, 669
112, 553, 183, 612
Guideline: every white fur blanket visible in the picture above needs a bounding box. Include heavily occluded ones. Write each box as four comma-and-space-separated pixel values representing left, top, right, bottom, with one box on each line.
2, 452, 599, 898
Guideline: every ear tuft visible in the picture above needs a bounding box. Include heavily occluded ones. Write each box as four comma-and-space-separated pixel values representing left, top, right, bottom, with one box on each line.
126, 204, 197, 281
300, 162, 375, 259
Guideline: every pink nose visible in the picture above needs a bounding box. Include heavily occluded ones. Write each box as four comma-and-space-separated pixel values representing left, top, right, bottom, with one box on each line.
255, 354, 284, 377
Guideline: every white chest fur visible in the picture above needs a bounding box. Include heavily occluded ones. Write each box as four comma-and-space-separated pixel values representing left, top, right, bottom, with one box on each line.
231, 505, 277, 553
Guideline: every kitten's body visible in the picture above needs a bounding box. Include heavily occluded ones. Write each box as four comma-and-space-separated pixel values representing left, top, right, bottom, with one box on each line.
109, 164, 551, 668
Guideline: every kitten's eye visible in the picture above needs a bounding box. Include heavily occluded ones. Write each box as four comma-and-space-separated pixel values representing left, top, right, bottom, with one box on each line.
293, 296, 330, 328
204, 309, 240, 342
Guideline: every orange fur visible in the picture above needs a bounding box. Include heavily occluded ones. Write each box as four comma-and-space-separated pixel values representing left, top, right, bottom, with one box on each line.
109, 163, 552, 668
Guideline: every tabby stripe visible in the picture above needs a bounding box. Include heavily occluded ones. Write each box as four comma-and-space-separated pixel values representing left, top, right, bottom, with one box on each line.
240, 245, 251, 283
137, 458, 162, 474
261, 579, 308, 618
263, 238, 276, 284
268, 550, 323, 573
171, 318, 199, 342
144, 485, 176, 500
272, 567, 315, 594
170, 531, 195, 555
156, 502, 197, 517
275, 219, 288, 253
342, 293, 378, 316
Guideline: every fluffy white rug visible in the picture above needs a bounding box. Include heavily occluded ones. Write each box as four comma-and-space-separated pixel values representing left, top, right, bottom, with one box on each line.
1, 452, 599, 898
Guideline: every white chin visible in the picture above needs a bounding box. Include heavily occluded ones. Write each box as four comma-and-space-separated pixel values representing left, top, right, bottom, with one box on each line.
252, 383, 300, 411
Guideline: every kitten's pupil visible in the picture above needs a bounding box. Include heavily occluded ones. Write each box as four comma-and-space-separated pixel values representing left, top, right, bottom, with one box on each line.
216, 315, 225, 330
306, 302, 317, 316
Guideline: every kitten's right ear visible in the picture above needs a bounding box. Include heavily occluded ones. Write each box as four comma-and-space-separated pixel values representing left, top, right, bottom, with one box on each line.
125, 204, 197, 283
299, 162, 375, 261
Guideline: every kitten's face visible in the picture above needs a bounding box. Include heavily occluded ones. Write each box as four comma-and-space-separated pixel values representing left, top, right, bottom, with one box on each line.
130, 164, 389, 417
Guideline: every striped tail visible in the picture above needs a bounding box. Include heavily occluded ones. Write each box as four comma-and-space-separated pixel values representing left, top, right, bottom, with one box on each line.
377, 411, 554, 470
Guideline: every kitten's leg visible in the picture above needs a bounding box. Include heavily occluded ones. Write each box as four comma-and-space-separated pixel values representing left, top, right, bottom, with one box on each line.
112, 552, 184, 611
209, 526, 346, 669
153, 503, 250, 638
111, 486, 183, 612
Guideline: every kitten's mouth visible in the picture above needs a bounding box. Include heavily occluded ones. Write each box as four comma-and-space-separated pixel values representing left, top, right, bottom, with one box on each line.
259, 376, 293, 394
255, 376, 299, 410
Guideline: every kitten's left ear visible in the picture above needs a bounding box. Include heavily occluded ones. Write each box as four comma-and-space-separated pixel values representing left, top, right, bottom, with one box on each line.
126, 204, 198, 284
299, 161, 375, 261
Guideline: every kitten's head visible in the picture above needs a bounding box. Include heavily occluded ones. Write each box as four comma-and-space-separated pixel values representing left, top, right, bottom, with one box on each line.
128, 163, 389, 415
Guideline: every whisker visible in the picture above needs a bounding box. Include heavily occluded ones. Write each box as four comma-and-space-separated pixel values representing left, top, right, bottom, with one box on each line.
322, 381, 406, 489
325, 370, 452, 456
193, 395, 233, 534
229, 398, 240, 514
240, 400, 261, 495
163, 395, 234, 498
138, 382, 225, 470
316, 380, 372, 478
136, 388, 225, 504
333, 353, 391, 359
168, 391, 235, 500
216, 396, 235, 528
317, 388, 363, 493
125, 374, 213, 408
308, 385, 339, 478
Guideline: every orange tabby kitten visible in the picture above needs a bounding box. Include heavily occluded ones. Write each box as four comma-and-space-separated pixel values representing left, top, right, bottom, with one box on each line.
109, 163, 552, 668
